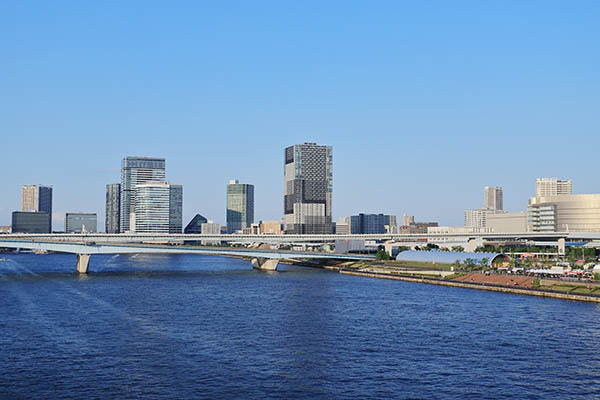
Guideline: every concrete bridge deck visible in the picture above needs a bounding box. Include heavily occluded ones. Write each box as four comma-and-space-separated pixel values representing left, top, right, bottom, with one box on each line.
0, 239, 375, 274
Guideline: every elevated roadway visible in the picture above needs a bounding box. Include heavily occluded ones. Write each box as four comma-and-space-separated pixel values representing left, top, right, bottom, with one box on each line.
0, 239, 375, 274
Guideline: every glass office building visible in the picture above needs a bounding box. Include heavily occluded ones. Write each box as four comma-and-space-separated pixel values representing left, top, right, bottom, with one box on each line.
105, 183, 121, 233
284, 143, 333, 234
65, 213, 98, 233
350, 213, 397, 234
134, 182, 182, 233
184, 214, 208, 234
226, 180, 254, 234
120, 156, 166, 233
22, 185, 53, 232
12, 211, 51, 233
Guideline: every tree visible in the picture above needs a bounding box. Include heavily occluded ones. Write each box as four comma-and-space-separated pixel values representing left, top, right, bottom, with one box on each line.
451, 246, 464, 252
464, 258, 476, 270
376, 249, 390, 260
479, 258, 489, 270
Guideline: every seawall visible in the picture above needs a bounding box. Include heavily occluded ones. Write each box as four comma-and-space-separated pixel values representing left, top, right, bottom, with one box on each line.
339, 269, 600, 303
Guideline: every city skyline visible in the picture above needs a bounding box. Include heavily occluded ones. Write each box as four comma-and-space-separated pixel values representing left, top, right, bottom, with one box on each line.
2, 2, 599, 229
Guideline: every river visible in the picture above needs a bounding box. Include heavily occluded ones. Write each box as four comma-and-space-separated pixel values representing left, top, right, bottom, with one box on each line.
1, 253, 599, 399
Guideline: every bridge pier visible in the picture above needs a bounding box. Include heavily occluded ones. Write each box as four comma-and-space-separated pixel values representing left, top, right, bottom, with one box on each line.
77, 254, 90, 274
251, 257, 279, 271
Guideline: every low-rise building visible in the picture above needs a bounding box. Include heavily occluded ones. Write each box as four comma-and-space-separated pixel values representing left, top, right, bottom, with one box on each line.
0, 225, 11, 234
11, 211, 50, 233
65, 213, 98, 233
486, 212, 527, 233
527, 194, 600, 232
335, 217, 350, 235
259, 220, 283, 235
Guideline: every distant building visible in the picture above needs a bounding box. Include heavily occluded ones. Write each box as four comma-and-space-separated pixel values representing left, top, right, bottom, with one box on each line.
184, 214, 208, 234
484, 186, 503, 210
284, 142, 333, 234
400, 221, 438, 234
65, 213, 97, 233
260, 220, 283, 235
350, 213, 397, 234
527, 194, 600, 232
226, 180, 254, 233
464, 208, 507, 229
486, 212, 527, 233
402, 214, 415, 227
201, 221, 221, 245
22, 185, 52, 232
0, 226, 11, 234
242, 223, 261, 235
536, 178, 572, 198
11, 211, 50, 233
134, 182, 182, 233
105, 183, 121, 233
120, 156, 166, 233
335, 217, 350, 235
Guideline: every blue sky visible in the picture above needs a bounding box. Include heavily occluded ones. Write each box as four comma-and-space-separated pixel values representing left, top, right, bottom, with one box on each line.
1, 1, 599, 229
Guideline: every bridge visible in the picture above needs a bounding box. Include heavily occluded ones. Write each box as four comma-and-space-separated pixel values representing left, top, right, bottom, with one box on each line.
2, 231, 597, 243
2, 231, 600, 274
0, 239, 375, 274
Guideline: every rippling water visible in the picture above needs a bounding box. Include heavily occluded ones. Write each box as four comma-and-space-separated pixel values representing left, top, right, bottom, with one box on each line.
1, 253, 599, 399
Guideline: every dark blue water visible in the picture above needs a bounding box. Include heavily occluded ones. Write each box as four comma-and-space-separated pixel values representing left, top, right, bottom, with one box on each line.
1, 254, 599, 399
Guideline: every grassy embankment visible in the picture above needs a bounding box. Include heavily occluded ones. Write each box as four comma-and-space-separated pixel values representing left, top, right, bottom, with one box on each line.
534, 280, 600, 294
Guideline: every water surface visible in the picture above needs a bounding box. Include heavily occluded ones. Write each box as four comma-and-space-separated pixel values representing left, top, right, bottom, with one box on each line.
1, 254, 599, 399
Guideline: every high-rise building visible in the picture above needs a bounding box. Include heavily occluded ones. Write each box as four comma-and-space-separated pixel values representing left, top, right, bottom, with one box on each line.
283, 142, 333, 234
120, 156, 166, 233
105, 183, 121, 233
134, 182, 182, 233
65, 213, 97, 233
11, 211, 50, 233
226, 180, 255, 234
536, 178, 572, 198
484, 186, 503, 210
22, 185, 52, 232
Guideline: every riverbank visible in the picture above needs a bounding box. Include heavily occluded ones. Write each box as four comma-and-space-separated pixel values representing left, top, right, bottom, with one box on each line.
339, 268, 600, 303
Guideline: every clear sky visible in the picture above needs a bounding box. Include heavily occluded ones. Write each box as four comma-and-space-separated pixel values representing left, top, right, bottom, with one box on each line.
1, 1, 599, 230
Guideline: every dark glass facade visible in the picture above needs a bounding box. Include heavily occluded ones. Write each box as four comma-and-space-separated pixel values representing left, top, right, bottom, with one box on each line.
12, 212, 51, 233
184, 214, 208, 234
350, 214, 395, 234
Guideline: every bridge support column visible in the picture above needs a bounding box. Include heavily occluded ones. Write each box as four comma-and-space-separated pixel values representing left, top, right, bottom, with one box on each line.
77, 254, 90, 274
251, 257, 279, 271
558, 238, 566, 256
466, 238, 483, 252
384, 241, 394, 258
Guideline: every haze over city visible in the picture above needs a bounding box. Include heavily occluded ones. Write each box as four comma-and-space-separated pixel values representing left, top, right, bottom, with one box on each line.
2, 1, 599, 228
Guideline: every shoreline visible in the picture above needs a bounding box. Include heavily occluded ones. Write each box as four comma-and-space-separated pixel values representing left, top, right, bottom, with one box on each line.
339, 268, 600, 303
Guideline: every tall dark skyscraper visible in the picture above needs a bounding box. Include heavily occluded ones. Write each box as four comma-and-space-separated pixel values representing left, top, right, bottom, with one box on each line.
105, 183, 121, 233
22, 184, 53, 232
120, 156, 166, 233
283, 142, 333, 234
